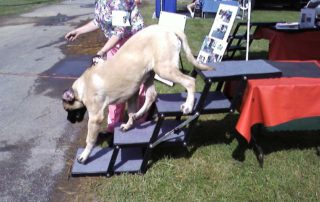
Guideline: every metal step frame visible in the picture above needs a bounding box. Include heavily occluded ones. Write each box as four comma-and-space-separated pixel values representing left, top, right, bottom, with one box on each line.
71, 60, 282, 176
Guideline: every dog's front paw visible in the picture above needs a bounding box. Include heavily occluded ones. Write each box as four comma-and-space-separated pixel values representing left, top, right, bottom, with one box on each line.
120, 123, 131, 131
77, 150, 90, 164
119, 114, 135, 131
180, 103, 192, 114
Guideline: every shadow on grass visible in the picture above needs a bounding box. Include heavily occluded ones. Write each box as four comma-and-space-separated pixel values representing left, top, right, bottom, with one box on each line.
245, 51, 269, 60
232, 123, 320, 166
80, 100, 320, 174
80, 112, 320, 172
225, 51, 269, 61
254, 7, 302, 11
149, 113, 240, 166
148, 114, 320, 169
253, 125, 320, 154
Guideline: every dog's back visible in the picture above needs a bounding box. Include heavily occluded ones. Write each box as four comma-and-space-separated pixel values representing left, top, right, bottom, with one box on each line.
113, 25, 212, 73
74, 25, 212, 105
78, 25, 211, 86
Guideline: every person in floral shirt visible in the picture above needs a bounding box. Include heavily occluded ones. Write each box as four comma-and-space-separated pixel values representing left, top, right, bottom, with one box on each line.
65, 0, 145, 133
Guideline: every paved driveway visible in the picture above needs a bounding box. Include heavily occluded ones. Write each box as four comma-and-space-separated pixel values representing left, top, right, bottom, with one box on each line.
0, 0, 94, 201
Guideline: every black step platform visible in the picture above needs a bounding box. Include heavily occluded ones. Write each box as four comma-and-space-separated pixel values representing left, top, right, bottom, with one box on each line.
156, 92, 231, 115
198, 59, 282, 80
114, 120, 187, 146
71, 147, 144, 175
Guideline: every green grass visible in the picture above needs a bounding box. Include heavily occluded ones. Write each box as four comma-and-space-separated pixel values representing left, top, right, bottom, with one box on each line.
0, 0, 62, 16
79, 1, 320, 202
1, 0, 318, 201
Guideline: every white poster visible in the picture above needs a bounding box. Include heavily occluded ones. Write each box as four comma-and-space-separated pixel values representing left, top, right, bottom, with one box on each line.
300, 8, 316, 28
208, 4, 239, 41
197, 3, 238, 64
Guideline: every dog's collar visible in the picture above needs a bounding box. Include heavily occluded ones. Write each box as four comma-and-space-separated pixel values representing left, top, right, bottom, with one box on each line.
92, 55, 103, 66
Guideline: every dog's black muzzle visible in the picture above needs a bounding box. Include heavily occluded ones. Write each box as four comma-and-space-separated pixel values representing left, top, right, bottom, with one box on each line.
67, 107, 87, 123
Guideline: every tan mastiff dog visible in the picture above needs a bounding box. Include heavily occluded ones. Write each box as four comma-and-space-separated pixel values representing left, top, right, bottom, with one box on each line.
62, 24, 213, 164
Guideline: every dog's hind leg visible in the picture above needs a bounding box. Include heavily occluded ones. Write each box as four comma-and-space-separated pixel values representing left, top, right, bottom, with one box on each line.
120, 77, 157, 131
78, 100, 107, 164
134, 81, 157, 119
120, 91, 139, 131
156, 66, 195, 114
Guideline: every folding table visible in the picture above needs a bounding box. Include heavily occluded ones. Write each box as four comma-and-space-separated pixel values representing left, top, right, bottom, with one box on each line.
236, 61, 320, 166
253, 27, 320, 60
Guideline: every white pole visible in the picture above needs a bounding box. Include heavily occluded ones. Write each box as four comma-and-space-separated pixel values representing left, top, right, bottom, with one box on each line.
246, 0, 251, 61
242, 0, 245, 20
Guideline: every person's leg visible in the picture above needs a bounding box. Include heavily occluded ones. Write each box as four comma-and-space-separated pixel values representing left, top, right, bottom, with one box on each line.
187, 2, 195, 18
136, 84, 148, 123
106, 103, 126, 133
106, 83, 147, 132
105, 40, 127, 133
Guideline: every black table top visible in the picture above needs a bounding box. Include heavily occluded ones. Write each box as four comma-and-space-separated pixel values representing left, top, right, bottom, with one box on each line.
198, 59, 282, 81
266, 61, 320, 78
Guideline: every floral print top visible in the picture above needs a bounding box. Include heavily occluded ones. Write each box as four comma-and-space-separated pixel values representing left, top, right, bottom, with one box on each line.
94, 0, 144, 39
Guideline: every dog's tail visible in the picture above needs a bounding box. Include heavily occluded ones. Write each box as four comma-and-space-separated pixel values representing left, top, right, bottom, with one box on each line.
174, 30, 215, 71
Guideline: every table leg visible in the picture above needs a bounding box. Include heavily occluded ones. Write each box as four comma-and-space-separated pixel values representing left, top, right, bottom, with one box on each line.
251, 126, 264, 168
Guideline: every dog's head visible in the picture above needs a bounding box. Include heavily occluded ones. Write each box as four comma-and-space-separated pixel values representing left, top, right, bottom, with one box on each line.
62, 88, 87, 123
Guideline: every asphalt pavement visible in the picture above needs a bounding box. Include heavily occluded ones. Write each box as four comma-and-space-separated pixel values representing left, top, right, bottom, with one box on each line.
0, 0, 95, 201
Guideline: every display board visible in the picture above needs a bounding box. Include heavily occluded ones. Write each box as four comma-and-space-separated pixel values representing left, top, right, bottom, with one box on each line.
197, 3, 238, 63
300, 8, 316, 28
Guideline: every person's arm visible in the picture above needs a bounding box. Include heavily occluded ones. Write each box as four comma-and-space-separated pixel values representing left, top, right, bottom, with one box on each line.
65, 20, 99, 41
96, 35, 121, 57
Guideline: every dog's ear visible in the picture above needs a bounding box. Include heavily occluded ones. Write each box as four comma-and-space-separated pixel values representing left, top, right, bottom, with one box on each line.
62, 88, 75, 103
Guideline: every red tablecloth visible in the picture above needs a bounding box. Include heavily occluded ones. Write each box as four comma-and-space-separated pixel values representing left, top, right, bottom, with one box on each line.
253, 27, 320, 60
236, 77, 320, 142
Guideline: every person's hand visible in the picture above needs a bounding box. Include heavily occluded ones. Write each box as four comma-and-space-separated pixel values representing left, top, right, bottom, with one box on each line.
65, 30, 80, 41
